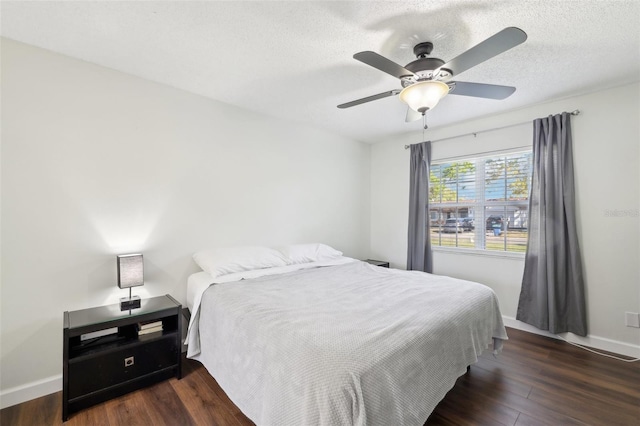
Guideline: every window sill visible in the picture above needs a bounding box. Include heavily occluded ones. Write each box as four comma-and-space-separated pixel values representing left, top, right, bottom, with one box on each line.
432, 246, 526, 260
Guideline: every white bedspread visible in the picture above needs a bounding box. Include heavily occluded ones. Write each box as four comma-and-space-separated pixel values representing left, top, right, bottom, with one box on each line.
188, 261, 507, 426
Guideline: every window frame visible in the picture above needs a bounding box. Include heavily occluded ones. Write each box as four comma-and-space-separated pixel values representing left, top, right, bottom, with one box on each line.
428, 148, 532, 258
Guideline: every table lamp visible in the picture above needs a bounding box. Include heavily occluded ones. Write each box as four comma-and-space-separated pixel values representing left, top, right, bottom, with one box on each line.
117, 253, 144, 310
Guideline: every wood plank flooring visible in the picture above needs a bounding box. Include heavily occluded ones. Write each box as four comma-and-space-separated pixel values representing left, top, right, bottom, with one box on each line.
2, 327, 639, 425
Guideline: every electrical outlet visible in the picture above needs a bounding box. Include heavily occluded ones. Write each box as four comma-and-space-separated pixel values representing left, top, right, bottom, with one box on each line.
625, 312, 640, 328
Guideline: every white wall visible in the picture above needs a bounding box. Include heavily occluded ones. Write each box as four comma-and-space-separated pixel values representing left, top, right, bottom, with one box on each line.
371, 82, 640, 357
0, 38, 371, 405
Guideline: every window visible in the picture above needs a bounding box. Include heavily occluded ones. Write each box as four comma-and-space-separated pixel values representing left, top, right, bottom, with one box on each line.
429, 151, 532, 253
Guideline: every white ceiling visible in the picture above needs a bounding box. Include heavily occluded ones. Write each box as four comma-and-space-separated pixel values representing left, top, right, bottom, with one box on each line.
2, 0, 639, 142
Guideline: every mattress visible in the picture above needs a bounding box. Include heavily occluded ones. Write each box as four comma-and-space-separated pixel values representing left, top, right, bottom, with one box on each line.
187, 260, 507, 425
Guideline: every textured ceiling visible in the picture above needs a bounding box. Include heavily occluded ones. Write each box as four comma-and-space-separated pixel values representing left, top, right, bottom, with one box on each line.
2, 0, 639, 142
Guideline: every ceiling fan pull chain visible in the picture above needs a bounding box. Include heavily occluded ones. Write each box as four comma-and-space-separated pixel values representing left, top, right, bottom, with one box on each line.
421, 113, 427, 140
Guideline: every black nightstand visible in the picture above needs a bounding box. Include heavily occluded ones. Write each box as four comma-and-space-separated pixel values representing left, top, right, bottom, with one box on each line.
364, 259, 390, 268
62, 295, 182, 421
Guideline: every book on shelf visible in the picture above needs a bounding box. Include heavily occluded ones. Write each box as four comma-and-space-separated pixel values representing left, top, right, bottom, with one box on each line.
138, 320, 163, 330
138, 324, 163, 335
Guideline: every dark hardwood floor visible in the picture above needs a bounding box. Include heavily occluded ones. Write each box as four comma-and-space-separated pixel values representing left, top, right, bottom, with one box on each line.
2, 327, 639, 425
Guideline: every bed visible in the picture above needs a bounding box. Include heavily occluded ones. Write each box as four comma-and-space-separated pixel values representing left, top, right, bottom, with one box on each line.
185, 245, 507, 426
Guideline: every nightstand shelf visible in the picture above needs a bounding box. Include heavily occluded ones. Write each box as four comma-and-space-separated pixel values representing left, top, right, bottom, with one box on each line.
62, 295, 182, 421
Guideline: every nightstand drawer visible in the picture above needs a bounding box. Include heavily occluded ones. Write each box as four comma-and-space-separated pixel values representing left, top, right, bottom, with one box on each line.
68, 336, 178, 399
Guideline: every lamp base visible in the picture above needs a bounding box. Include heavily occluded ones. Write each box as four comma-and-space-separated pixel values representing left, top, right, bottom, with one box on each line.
120, 295, 141, 311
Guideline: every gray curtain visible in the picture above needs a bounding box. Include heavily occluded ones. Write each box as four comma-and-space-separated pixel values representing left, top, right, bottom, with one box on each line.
407, 141, 433, 273
517, 112, 587, 336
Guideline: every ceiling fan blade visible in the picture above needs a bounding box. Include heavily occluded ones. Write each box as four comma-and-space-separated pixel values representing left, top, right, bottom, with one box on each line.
440, 27, 527, 77
354, 51, 415, 79
448, 81, 516, 99
405, 108, 422, 122
337, 90, 400, 109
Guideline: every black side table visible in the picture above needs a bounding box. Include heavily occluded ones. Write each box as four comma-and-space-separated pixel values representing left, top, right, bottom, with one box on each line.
62, 294, 182, 421
364, 259, 390, 268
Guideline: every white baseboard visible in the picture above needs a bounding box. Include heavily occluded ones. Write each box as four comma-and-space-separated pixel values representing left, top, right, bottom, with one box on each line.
503, 316, 640, 359
0, 375, 61, 409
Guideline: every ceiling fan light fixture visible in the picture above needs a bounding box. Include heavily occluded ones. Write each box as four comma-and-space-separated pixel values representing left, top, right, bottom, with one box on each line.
399, 80, 450, 113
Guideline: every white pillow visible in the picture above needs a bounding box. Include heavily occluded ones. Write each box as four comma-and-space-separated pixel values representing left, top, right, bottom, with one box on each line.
278, 243, 343, 264
193, 246, 289, 278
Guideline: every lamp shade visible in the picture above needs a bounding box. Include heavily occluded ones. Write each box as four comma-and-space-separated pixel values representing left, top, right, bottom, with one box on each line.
399, 80, 450, 113
117, 254, 144, 289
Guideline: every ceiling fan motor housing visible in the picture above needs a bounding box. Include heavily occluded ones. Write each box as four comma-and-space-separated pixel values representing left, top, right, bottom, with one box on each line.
401, 41, 453, 87
402, 57, 451, 87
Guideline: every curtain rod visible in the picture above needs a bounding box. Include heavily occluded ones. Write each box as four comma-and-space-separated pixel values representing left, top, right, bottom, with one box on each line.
404, 109, 581, 149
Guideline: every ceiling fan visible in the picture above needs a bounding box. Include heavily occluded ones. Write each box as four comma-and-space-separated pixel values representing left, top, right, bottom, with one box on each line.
337, 27, 527, 122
